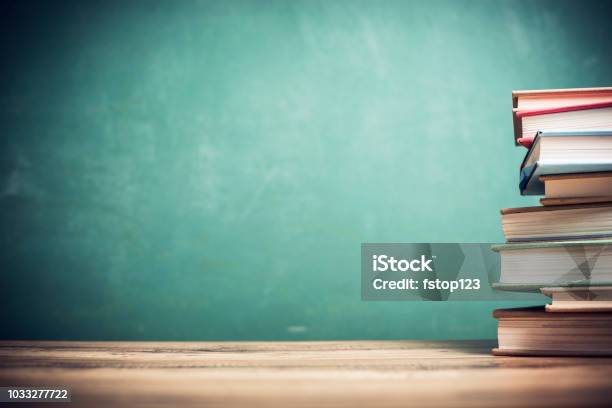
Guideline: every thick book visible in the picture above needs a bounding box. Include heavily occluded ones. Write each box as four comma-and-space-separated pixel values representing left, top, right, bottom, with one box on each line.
511, 87, 612, 145
492, 306, 612, 356
500, 203, 612, 242
541, 286, 612, 312
539, 172, 612, 206
491, 239, 612, 287
513, 102, 612, 148
519, 130, 612, 195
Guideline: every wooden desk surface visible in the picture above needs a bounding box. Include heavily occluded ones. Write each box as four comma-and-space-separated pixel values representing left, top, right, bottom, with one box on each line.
1, 340, 611, 407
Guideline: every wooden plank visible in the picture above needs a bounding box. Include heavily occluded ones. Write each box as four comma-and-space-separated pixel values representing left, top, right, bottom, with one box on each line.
1, 341, 611, 408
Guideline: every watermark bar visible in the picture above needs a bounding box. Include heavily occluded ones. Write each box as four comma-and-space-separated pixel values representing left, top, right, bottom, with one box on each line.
361, 243, 547, 301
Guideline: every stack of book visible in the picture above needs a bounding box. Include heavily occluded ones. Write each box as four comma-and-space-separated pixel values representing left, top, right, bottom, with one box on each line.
492, 87, 612, 356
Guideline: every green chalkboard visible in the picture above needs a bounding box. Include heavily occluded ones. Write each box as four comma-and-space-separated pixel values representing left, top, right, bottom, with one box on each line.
1, 0, 611, 340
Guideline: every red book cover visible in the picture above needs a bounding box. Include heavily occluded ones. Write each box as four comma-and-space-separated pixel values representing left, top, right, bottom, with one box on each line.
515, 101, 612, 118
512, 101, 612, 145
517, 137, 533, 149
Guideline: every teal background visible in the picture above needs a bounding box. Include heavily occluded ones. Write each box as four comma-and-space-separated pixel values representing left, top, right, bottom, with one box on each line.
1, 0, 611, 340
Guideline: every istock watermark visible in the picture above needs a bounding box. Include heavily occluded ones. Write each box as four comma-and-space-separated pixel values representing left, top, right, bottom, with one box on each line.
361, 243, 544, 301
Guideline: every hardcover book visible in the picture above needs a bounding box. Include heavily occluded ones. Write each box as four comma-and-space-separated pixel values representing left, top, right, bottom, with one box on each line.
493, 306, 612, 356
512, 87, 612, 145
500, 203, 612, 242
491, 239, 612, 287
539, 172, 612, 206
518, 130, 612, 195
541, 286, 612, 312
513, 102, 612, 148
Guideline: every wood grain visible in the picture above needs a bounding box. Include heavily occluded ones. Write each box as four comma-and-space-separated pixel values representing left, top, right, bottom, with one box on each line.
1, 341, 611, 407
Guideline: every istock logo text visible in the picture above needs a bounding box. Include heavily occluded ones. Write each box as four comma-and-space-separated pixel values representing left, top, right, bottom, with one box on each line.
372, 255, 434, 272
